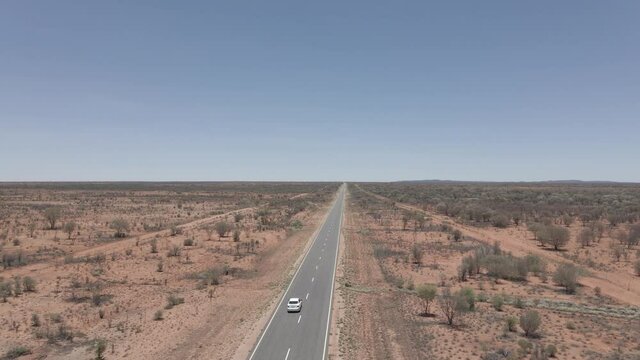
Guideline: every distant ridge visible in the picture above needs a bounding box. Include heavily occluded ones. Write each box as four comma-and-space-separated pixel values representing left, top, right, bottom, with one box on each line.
394, 179, 637, 185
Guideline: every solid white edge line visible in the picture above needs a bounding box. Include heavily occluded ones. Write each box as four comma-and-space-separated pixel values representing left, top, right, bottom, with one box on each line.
248, 189, 341, 360
322, 185, 345, 360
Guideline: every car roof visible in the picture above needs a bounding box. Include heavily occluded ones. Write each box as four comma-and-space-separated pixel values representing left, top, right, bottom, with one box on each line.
288, 298, 300, 302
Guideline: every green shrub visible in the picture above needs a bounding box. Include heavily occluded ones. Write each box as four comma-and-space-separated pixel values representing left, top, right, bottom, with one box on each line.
491, 214, 510, 228
165, 294, 185, 309
3, 346, 31, 359
553, 263, 579, 294
482, 255, 529, 281
415, 284, 437, 315
460, 287, 475, 310
31, 314, 41, 327
491, 294, 504, 311
291, 220, 303, 230
95, 339, 107, 360
0, 281, 13, 302
23, 277, 36, 292
506, 316, 518, 332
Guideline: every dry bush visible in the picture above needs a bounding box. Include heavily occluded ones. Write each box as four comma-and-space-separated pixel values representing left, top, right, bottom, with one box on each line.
167, 245, 181, 257
215, 221, 230, 239
165, 294, 185, 309
110, 218, 130, 238
519, 310, 541, 337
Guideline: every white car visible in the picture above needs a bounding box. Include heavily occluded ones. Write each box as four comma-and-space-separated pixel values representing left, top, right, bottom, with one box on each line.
287, 298, 302, 313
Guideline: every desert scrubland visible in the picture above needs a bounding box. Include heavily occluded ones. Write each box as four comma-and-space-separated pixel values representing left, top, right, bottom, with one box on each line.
0, 182, 339, 359
332, 183, 640, 360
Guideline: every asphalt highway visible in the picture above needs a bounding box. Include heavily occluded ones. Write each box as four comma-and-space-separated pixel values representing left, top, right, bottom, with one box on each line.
249, 185, 345, 360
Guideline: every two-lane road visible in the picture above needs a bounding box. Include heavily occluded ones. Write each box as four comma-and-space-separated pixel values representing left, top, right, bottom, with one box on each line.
249, 185, 345, 360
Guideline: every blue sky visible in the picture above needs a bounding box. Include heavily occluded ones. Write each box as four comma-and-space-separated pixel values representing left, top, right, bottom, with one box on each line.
1, 1, 638, 182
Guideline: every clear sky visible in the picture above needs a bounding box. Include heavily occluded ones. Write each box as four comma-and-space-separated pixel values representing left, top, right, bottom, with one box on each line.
1, 1, 638, 182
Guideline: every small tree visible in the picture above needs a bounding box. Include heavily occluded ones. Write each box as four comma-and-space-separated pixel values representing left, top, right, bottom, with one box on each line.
415, 284, 437, 315
620, 224, 640, 248
540, 225, 570, 251
452, 229, 462, 242
233, 229, 241, 242
215, 222, 230, 239
590, 221, 605, 242
44, 207, 62, 230
63, 221, 77, 240
520, 310, 541, 337
438, 287, 469, 326
553, 263, 579, 294
561, 214, 574, 227
577, 228, 594, 248
110, 218, 130, 238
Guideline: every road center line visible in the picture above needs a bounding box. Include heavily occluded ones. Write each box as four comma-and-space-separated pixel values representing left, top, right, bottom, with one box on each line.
285, 348, 290, 360
298, 315, 302, 324
306, 293, 309, 300
312, 277, 315, 282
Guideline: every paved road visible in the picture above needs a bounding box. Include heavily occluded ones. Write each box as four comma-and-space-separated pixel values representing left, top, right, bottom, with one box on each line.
249, 185, 345, 360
